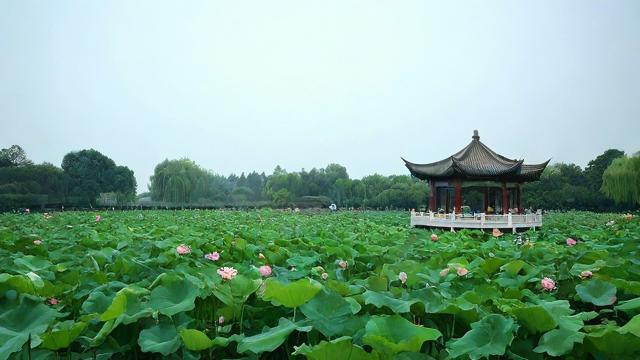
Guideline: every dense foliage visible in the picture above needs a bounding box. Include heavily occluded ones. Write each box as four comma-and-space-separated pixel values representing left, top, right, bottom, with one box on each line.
523, 149, 631, 211
602, 153, 640, 205
1, 210, 639, 359
147, 160, 428, 209
1, 144, 637, 211
0, 145, 33, 167
0, 146, 136, 209
62, 149, 137, 206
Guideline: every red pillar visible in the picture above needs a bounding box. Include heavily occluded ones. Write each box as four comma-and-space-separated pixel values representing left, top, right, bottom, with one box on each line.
454, 180, 462, 214
517, 185, 522, 214
501, 183, 509, 215
429, 181, 436, 211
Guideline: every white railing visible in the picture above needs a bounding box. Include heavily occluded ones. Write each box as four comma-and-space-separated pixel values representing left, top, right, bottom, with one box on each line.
410, 210, 542, 232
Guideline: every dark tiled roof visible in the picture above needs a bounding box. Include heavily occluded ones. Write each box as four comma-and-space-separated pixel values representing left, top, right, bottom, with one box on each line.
402, 130, 550, 182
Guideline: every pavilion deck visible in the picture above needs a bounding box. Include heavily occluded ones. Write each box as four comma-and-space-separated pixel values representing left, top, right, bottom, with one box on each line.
410, 210, 542, 232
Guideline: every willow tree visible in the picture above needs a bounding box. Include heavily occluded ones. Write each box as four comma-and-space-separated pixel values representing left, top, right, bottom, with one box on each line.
149, 158, 209, 203
601, 153, 640, 205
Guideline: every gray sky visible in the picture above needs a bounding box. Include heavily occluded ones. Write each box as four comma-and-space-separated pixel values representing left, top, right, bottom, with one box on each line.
1, 1, 639, 192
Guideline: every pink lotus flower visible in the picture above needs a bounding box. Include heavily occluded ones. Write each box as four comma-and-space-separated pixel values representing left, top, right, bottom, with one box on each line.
258, 253, 265, 260
580, 270, 593, 279
217, 267, 238, 281
541, 277, 556, 291
33, 239, 42, 245
259, 265, 272, 277
204, 252, 220, 261
218, 316, 225, 325
431, 234, 438, 242
492, 228, 503, 237
25, 208, 30, 213
399, 271, 408, 284
566, 238, 577, 246
95, 215, 101, 222
338, 260, 348, 269
48, 298, 59, 305
176, 244, 191, 255
440, 268, 450, 277
321, 272, 329, 280
457, 267, 469, 277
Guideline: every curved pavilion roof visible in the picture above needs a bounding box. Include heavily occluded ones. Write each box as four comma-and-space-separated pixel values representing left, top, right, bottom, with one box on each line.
402, 130, 550, 182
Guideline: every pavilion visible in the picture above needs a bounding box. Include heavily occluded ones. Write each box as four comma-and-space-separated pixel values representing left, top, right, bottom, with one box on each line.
403, 130, 549, 231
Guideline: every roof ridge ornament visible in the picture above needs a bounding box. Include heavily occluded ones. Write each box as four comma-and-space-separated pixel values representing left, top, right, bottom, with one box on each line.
472, 130, 480, 141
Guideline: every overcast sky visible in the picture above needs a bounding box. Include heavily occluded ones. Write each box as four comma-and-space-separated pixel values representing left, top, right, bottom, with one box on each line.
1, 1, 639, 192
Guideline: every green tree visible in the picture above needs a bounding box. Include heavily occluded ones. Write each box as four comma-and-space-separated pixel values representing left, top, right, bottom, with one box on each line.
601, 153, 640, 205
584, 149, 625, 191
0, 163, 67, 208
61, 149, 136, 206
0, 145, 33, 167
149, 159, 209, 203
272, 188, 292, 208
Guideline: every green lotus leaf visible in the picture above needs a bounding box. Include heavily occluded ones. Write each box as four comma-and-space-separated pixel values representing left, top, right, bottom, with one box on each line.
40, 320, 87, 351
507, 338, 543, 360
81, 291, 114, 314
501, 260, 526, 277
479, 257, 506, 275
615, 297, 640, 315
149, 274, 199, 316
179, 329, 239, 352
212, 274, 261, 306
618, 314, 640, 337
533, 328, 585, 356
138, 321, 180, 356
87, 318, 122, 347
362, 315, 442, 357
446, 314, 518, 360
99, 291, 127, 321
300, 289, 363, 337
237, 318, 312, 354
576, 279, 617, 306
260, 278, 323, 308
585, 323, 640, 357
511, 300, 573, 333
0, 274, 38, 294
362, 290, 417, 313
293, 336, 378, 360
116, 287, 153, 324
366, 276, 388, 292
25, 272, 44, 289
13, 256, 52, 272
0, 294, 60, 360
179, 328, 214, 351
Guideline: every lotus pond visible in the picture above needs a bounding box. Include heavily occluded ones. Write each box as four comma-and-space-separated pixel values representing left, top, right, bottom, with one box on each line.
1, 210, 639, 359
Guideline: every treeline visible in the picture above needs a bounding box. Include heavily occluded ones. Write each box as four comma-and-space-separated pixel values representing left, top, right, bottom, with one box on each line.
0, 146, 136, 209
522, 149, 639, 211
143, 159, 428, 209
1, 144, 638, 211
